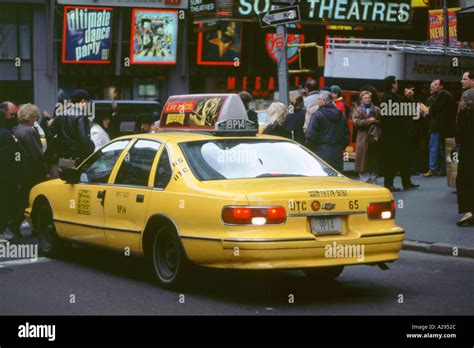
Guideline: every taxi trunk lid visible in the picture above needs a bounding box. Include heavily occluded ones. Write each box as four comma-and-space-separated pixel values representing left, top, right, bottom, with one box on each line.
203, 176, 394, 240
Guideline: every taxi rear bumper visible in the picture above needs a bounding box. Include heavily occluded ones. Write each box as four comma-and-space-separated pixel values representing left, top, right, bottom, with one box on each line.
180, 230, 405, 269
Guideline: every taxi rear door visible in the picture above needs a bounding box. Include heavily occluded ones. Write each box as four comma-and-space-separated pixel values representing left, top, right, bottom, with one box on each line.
104, 139, 162, 253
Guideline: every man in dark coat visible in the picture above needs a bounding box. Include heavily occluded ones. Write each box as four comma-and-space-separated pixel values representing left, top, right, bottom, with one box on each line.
455, 87, 474, 226
423, 79, 456, 177
50, 89, 95, 167
380, 76, 419, 192
0, 103, 22, 238
305, 91, 350, 171
2, 101, 18, 132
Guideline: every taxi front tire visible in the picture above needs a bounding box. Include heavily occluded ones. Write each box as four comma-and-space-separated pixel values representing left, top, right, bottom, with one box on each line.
35, 203, 63, 257
303, 266, 344, 281
152, 224, 189, 288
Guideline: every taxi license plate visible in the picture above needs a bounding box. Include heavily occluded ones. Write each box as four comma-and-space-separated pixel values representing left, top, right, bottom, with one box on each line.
310, 217, 342, 235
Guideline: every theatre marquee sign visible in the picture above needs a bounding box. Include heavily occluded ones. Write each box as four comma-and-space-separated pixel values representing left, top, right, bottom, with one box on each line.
231, 0, 413, 26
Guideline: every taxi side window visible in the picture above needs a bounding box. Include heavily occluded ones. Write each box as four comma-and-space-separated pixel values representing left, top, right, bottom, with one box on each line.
154, 148, 172, 189
115, 140, 161, 187
79, 140, 130, 184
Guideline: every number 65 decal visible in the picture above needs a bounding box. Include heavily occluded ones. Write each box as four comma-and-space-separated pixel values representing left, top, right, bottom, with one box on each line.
349, 200, 359, 210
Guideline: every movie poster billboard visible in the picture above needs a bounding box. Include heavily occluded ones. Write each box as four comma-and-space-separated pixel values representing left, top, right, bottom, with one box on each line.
197, 21, 242, 66
160, 95, 228, 128
429, 8, 461, 47
131, 9, 178, 64
62, 6, 113, 64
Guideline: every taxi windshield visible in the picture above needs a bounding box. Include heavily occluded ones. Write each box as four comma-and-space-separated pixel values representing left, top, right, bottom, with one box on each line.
179, 139, 340, 181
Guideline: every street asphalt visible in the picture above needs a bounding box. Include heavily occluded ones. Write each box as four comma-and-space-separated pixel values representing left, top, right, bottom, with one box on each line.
0, 247, 472, 315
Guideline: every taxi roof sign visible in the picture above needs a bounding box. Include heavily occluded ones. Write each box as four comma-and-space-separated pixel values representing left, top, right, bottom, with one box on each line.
159, 94, 248, 130
215, 119, 257, 135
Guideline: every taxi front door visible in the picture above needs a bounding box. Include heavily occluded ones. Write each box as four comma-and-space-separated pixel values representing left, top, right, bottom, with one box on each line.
57, 140, 132, 246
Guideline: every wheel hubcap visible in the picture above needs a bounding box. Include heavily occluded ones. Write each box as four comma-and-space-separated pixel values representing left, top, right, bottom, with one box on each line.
155, 229, 179, 281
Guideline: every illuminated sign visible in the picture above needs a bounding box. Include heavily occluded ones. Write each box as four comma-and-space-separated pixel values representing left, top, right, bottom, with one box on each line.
197, 21, 242, 66
190, 0, 216, 13
131, 9, 178, 64
62, 6, 113, 64
265, 23, 304, 64
208, 0, 414, 26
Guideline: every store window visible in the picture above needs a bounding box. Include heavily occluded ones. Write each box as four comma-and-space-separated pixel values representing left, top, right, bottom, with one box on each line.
0, 5, 32, 104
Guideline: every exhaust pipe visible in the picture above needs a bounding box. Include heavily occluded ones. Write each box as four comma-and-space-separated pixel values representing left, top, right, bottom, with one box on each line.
378, 262, 389, 270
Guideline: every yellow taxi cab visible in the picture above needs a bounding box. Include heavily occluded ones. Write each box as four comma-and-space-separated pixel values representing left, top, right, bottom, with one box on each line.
25, 94, 404, 288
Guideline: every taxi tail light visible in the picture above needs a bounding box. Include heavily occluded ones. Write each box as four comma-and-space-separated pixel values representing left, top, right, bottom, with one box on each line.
367, 200, 395, 220
222, 206, 286, 225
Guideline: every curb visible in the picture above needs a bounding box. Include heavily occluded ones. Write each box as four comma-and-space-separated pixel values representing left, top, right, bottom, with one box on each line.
403, 240, 474, 258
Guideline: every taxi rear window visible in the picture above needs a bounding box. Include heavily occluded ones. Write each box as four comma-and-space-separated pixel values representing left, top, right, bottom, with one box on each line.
179, 139, 339, 181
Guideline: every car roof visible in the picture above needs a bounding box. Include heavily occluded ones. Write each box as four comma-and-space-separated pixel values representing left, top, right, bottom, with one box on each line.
114, 131, 288, 145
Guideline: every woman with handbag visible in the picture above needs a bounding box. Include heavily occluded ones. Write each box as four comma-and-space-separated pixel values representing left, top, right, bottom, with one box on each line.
352, 91, 382, 184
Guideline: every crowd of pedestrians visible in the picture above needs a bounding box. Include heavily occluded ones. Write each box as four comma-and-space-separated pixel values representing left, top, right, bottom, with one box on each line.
258, 71, 474, 227
0, 89, 153, 240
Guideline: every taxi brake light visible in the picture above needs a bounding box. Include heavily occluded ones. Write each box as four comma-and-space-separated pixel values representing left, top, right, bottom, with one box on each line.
222, 206, 286, 225
367, 201, 395, 220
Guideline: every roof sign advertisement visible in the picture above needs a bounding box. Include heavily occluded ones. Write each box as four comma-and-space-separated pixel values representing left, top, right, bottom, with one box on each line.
62, 6, 113, 64
160, 94, 248, 129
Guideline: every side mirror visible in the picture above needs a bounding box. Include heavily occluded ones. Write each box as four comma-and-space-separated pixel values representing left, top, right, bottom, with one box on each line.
59, 168, 80, 184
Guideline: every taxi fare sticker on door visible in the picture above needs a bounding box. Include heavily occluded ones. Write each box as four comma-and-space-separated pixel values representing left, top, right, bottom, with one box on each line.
77, 189, 91, 215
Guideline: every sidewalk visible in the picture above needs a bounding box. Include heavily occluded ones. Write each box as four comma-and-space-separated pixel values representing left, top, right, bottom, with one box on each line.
343, 162, 474, 258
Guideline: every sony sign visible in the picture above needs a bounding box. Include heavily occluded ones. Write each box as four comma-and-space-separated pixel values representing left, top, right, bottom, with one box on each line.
238, 0, 412, 25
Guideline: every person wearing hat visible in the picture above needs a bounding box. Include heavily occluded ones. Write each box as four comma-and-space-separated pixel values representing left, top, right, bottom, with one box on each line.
330, 85, 349, 117
49, 89, 95, 168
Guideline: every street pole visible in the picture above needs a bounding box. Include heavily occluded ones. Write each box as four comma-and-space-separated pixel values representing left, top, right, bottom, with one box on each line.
276, 24, 290, 106
443, 0, 449, 47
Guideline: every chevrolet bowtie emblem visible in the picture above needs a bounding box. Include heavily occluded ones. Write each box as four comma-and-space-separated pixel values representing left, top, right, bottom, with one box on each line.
321, 203, 336, 210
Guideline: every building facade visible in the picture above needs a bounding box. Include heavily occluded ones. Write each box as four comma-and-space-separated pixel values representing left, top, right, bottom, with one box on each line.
0, 0, 190, 114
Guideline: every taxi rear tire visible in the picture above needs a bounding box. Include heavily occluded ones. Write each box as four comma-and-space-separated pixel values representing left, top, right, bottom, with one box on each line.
303, 266, 344, 281
152, 225, 189, 289
36, 203, 62, 257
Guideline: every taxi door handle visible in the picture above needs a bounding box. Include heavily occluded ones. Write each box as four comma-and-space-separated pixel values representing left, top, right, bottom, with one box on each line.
136, 194, 144, 203
97, 190, 106, 206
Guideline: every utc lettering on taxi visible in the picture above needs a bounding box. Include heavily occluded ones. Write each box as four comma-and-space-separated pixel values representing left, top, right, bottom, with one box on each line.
289, 200, 307, 211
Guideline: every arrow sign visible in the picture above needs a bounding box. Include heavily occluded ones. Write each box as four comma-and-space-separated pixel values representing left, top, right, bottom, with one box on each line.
258, 5, 301, 28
